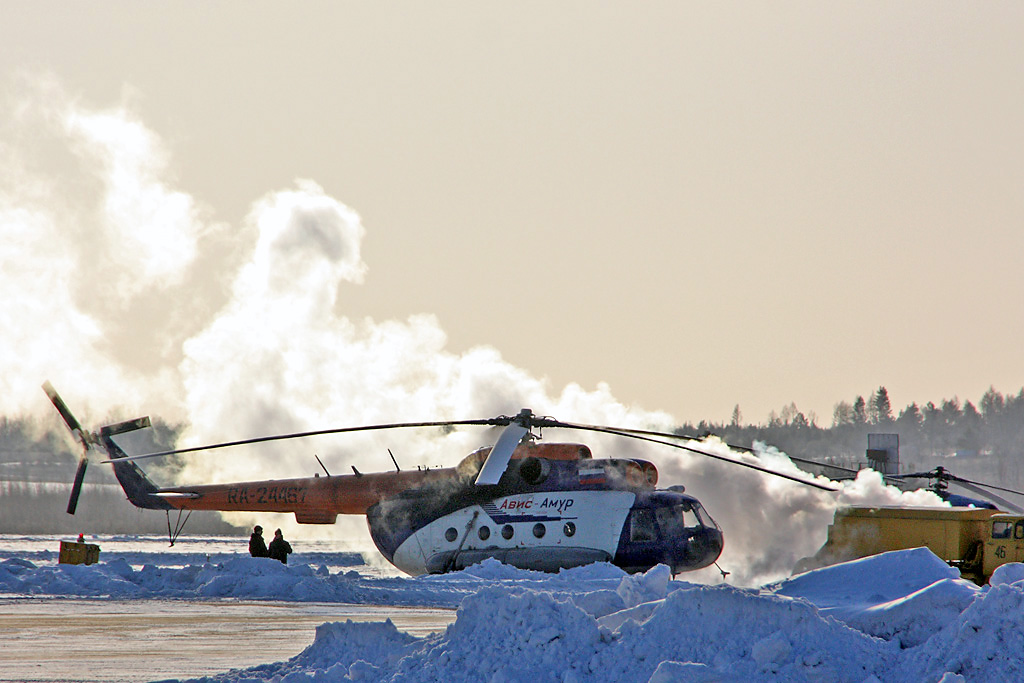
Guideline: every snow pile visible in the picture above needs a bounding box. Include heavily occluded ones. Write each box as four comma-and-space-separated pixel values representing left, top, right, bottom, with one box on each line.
8, 545, 1024, 682
773, 547, 979, 647
258, 620, 418, 681
172, 552, 1024, 683
588, 584, 897, 682
902, 581, 1024, 681
0, 555, 627, 609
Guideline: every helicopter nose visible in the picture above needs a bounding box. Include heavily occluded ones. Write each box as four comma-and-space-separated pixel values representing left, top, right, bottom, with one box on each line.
704, 528, 724, 559
680, 527, 724, 572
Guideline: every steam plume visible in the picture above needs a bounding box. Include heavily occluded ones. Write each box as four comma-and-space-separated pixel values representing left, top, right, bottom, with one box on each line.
2, 77, 941, 583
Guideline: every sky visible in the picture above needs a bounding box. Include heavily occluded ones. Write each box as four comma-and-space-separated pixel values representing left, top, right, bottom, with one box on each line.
3, 2, 1024, 430
0, 0, 966, 581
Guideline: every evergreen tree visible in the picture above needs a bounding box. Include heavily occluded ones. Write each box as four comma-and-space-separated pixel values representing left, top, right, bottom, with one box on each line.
896, 402, 923, 430
853, 396, 867, 425
921, 401, 941, 452
832, 401, 853, 427
959, 400, 983, 453
940, 398, 962, 428
980, 386, 1004, 419
730, 404, 742, 428
871, 386, 893, 424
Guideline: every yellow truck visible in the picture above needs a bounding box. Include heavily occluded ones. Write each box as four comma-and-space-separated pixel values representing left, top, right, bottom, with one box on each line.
796, 506, 1024, 585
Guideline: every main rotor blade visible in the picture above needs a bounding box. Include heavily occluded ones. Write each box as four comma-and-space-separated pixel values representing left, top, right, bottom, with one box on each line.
544, 420, 836, 492
542, 420, 859, 478
889, 468, 1024, 498
889, 470, 942, 480
97, 404, 832, 492
475, 423, 528, 485
101, 417, 503, 463
950, 480, 1024, 513
559, 423, 760, 453
944, 472, 1024, 497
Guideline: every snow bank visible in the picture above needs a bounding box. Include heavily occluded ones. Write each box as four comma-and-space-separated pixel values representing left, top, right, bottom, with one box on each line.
0, 555, 628, 609
774, 548, 980, 647
902, 581, 1024, 681
588, 583, 897, 682
5, 547, 1024, 682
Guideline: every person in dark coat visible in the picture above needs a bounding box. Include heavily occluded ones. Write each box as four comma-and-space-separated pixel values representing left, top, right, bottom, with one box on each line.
249, 525, 268, 558
268, 528, 292, 564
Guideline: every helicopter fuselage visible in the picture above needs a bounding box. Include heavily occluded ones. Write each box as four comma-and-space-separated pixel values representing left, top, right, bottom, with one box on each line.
366, 443, 724, 575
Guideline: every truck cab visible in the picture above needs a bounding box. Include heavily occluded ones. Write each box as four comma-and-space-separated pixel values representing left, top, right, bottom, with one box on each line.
982, 514, 1024, 579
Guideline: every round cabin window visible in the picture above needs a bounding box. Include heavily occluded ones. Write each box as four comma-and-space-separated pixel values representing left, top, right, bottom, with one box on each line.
478, 526, 491, 541
533, 523, 546, 539
444, 527, 458, 543
563, 521, 576, 537
501, 524, 514, 540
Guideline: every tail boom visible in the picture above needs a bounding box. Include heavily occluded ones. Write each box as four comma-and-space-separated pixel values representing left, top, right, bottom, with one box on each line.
154, 468, 459, 519
91, 408, 461, 522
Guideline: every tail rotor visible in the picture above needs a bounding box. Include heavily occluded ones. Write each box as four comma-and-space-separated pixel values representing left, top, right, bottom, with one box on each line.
42, 381, 94, 515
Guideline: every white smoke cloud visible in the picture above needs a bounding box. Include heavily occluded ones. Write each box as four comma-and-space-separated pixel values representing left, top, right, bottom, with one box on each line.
0, 77, 216, 418
2, 76, 947, 581
652, 439, 948, 586
64, 105, 205, 295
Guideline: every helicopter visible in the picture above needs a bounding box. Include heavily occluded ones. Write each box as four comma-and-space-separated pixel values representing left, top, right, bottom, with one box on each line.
782, 451, 1024, 513
43, 382, 835, 576
886, 466, 1024, 512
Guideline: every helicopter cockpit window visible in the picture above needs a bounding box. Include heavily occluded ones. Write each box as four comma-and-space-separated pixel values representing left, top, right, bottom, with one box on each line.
992, 521, 1013, 539
630, 509, 656, 542
655, 506, 680, 535
655, 504, 700, 536
692, 502, 720, 530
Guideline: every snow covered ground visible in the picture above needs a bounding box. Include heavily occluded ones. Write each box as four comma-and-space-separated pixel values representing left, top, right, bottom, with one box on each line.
2, 534, 1023, 682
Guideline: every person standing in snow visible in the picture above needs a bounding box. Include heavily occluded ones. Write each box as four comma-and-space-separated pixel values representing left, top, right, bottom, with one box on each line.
268, 528, 292, 564
249, 525, 268, 558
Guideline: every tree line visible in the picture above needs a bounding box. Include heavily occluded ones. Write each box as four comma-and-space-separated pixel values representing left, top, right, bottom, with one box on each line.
690, 386, 1024, 480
